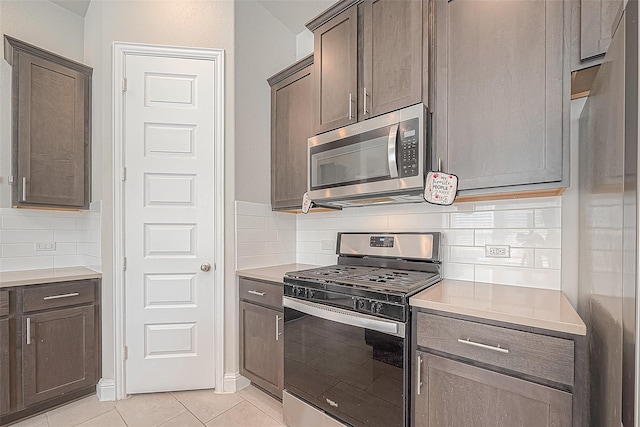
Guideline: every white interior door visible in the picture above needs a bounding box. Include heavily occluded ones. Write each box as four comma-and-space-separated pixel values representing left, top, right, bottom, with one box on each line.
123, 53, 216, 393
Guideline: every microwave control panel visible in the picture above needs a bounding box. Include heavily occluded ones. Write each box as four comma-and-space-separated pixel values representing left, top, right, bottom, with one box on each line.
398, 118, 420, 178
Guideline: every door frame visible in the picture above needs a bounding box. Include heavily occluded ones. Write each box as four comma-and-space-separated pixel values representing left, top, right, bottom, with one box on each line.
111, 42, 225, 399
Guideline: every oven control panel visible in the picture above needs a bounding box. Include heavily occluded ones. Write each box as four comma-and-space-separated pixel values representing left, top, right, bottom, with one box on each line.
398, 117, 420, 178
370, 236, 394, 248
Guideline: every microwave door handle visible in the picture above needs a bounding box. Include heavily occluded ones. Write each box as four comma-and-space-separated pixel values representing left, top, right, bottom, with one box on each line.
388, 124, 399, 178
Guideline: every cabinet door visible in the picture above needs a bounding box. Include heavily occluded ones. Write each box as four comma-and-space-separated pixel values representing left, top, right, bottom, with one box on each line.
6, 36, 91, 209
0, 318, 9, 415
271, 64, 313, 210
313, 6, 358, 134
414, 352, 572, 427
362, 0, 423, 118
434, 0, 567, 192
580, 0, 621, 60
22, 305, 96, 406
239, 301, 283, 398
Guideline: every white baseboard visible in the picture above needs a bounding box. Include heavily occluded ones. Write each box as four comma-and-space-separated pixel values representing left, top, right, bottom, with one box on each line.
222, 373, 250, 393
96, 378, 116, 401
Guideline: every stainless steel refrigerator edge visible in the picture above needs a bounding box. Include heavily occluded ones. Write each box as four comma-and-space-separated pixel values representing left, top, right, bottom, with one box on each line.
578, 1, 638, 425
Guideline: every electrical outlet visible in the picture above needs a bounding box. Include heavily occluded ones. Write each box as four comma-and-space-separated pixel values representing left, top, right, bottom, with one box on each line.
321, 240, 334, 250
485, 244, 510, 258
35, 242, 55, 251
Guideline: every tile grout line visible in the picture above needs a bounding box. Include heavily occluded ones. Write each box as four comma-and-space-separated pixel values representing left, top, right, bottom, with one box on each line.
112, 403, 130, 427
157, 396, 200, 427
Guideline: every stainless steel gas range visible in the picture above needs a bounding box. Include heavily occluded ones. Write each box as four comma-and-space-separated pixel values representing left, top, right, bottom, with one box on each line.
282, 232, 442, 427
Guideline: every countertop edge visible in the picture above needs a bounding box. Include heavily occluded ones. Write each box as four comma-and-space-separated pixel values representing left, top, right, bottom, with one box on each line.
0, 267, 102, 288
236, 263, 319, 284
411, 298, 587, 336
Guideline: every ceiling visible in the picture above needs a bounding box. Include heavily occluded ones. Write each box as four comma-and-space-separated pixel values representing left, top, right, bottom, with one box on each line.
256, 0, 334, 34
49, 0, 91, 17
48, 0, 334, 35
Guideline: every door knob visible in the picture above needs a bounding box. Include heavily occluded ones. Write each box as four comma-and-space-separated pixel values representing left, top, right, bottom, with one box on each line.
200, 262, 212, 272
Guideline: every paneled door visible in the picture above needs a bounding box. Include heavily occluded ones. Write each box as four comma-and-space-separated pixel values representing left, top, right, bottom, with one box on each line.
123, 53, 216, 393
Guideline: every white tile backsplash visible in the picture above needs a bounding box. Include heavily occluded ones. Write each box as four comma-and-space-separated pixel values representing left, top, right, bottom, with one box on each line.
235, 201, 297, 270
292, 197, 563, 290
234, 198, 563, 290
0, 207, 101, 272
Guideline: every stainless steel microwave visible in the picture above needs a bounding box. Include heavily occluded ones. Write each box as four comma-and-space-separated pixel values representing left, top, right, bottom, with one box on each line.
307, 103, 429, 207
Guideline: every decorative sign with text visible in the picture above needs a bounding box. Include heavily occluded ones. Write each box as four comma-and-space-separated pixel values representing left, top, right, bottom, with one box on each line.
424, 171, 458, 205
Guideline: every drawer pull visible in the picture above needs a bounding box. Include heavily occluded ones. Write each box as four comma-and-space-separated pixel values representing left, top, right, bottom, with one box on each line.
247, 290, 265, 297
457, 338, 509, 354
43, 292, 80, 301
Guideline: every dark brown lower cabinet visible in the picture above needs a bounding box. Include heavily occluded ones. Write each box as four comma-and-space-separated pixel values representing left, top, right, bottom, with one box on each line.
22, 305, 96, 406
0, 318, 9, 416
0, 279, 100, 426
239, 301, 283, 398
414, 352, 572, 427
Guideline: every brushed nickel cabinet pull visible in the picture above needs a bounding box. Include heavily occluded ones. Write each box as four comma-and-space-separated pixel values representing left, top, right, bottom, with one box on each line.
275, 315, 282, 341
416, 354, 423, 395
26, 317, 31, 345
458, 338, 509, 354
43, 292, 80, 300
22, 177, 26, 202
248, 290, 265, 297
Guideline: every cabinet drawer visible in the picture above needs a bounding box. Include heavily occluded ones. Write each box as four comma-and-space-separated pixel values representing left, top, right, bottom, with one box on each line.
239, 278, 283, 309
0, 290, 8, 317
23, 280, 96, 313
416, 312, 574, 386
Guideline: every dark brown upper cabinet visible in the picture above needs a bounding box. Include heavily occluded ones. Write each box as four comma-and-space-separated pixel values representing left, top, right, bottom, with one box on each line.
4, 36, 92, 210
268, 55, 314, 210
308, 0, 428, 135
433, 0, 569, 195
570, 0, 623, 71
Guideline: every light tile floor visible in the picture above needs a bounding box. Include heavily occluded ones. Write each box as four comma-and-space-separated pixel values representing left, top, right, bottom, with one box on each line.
11, 386, 285, 427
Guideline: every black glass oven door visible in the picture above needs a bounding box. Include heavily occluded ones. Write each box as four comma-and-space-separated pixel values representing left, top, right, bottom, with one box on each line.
283, 297, 406, 427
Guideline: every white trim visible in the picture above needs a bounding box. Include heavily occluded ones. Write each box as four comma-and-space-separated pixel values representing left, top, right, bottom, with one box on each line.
112, 42, 225, 398
223, 373, 251, 393
96, 379, 116, 401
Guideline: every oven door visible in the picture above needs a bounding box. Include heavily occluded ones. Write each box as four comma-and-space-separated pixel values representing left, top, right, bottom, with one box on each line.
283, 296, 407, 427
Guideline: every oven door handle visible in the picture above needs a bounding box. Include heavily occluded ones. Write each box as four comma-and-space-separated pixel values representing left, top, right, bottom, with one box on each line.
283, 296, 405, 338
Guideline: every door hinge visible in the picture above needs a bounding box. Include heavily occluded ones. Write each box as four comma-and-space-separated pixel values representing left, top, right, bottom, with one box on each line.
121, 167, 127, 181
122, 257, 127, 271
122, 77, 127, 92
123, 346, 128, 360
8, 175, 14, 185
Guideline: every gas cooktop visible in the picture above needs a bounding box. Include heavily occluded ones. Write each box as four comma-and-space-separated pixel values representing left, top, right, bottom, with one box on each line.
286, 265, 439, 294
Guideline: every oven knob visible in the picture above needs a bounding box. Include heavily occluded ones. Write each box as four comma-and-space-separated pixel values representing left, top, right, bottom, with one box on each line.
294, 286, 303, 297
371, 302, 383, 314
357, 299, 366, 309
308, 290, 315, 298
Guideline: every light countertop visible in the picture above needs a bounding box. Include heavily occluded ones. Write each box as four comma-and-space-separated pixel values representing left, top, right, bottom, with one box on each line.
236, 263, 319, 284
0, 267, 102, 288
410, 280, 586, 336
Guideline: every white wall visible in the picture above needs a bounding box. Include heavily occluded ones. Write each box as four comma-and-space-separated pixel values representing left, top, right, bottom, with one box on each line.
234, 1, 296, 204
83, 0, 237, 392
296, 29, 314, 59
